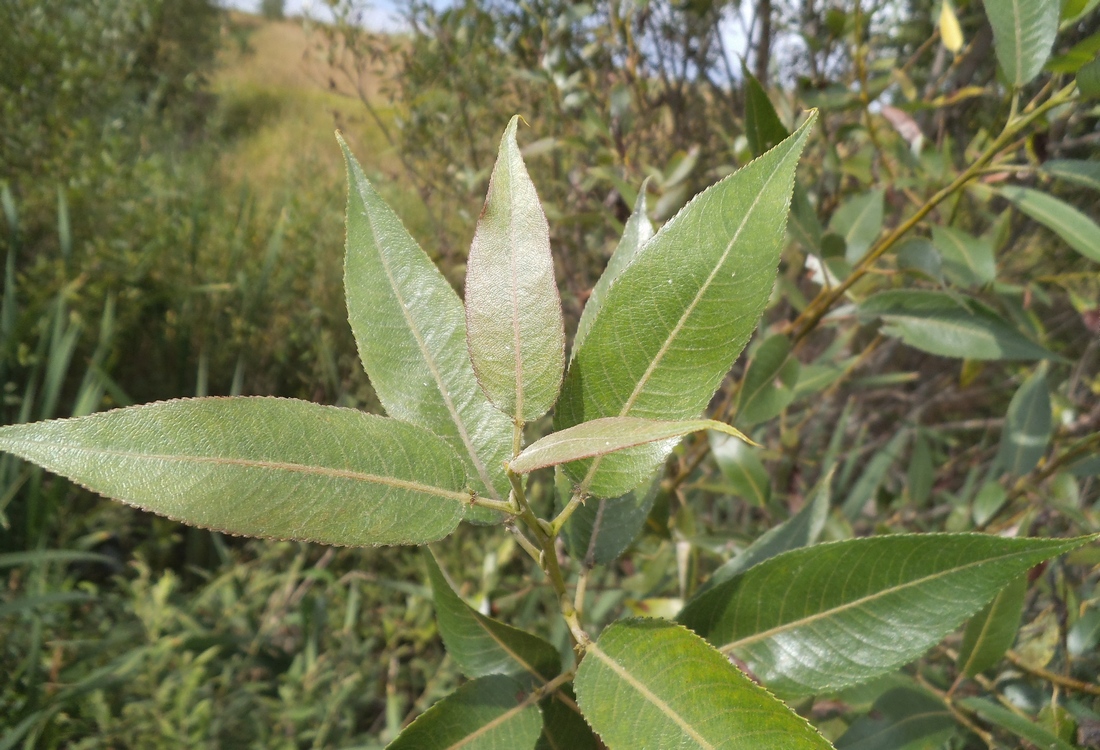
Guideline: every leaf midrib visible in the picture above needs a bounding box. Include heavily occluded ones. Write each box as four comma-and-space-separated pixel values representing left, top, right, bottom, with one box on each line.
1011, 189, 1098, 252
881, 311, 1003, 347
588, 642, 715, 749
842, 193, 880, 252
506, 143, 525, 422
719, 546, 1058, 653
358, 177, 501, 499
1011, 0, 1024, 85
448, 697, 532, 750
939, 228, 986, 280
2, 439, 471, 502
473, 612, 551, 683
515, 419, 744, 473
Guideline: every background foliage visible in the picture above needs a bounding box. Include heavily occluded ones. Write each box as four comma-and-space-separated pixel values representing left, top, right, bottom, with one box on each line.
1, 0, 1098, 747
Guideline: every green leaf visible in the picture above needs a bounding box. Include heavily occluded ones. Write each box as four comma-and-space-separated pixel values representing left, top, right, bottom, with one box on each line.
1046, 29, 1100, 72
555, 114, 817, 498
834, 687, 955, 750
734, 334, 800, 427
830, 190, 884, 264
1067, 605, 1100, 656
972, 481, 1009, 526
536, 685, 600, 750
998, 185, 1100, 263
959, 697, 1076, 750
1078, 53, 1100, 97
842, 429, 909, 520
340, 136, 512, 513
790, 184, 824, 253
859, 290, 1054, 361
387, 674, 543, 750
509, 417, 751, 481
957, 574, 1027, 677
696, 469, 831, 596
709, 431, 771, 507
465, 116, 565, 422
896, 238, 943, 282
0, 398, 471, 547
425, 550, 561, 684
1061, 0, 1100, 23
1041, 159, 1100, 191
743, 65, 789, 157
1070, 455, 1100, 476
985, 0, 1059, 86
997, 364, 1051, 475
677, 533, 1093, 697
574, 181, 653, 356
0, 592, 95, 618
0, 549, 115, 569
931, 225, 995, 287
573, 619, 831, 750
559, 467, 661, 567
907, 433, 934, 506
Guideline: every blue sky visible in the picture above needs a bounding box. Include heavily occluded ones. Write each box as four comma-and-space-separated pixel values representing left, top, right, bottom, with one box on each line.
220, 0, 407, 30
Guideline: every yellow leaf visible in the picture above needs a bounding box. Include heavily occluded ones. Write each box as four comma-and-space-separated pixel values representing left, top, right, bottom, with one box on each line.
940, 1, 964, 54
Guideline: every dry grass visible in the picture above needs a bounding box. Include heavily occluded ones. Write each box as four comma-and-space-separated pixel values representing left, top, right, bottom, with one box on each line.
210, 12, 405, 213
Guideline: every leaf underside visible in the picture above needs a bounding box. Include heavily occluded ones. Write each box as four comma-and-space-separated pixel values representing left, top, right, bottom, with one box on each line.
509, 416, 751, 482
340, 136, 512, 518
465, 116, 565, 422
0, 398, 470, 547
985, 0, 1059, 87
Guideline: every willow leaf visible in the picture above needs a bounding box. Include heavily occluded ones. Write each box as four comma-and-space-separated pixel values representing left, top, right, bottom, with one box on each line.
537, 684, 600, 750
859, 290, 1054, 361
465, 116, 565, 422
711, 431, 771, 506
677, 533, 1093, 697
743, 65, 789, 156
957, 575, 1027, 677
555, 114, 816, 498
340, 136, 512, 513
986, 0, 1059, 86
558, 467, 661, 567
830, 189, 884, 264
425, 550, 561, 684
0, 398, 472, 547
998, 185, 1100, 264
1041, 159, 1100, 192
574, 619, 831, 750
509, 417, 751, 481
997, 364, 1051, 475
931, 225, 995, 287
695, 468, 831, 596
734, 334, 799, 427
834, 687, 955, 750
574, 181, 653, 356
959, 697, 1075, 750
388, 674, 543, 750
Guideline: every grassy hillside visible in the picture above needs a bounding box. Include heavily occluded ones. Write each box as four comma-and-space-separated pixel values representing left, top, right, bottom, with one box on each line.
214, 13, 382, 202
